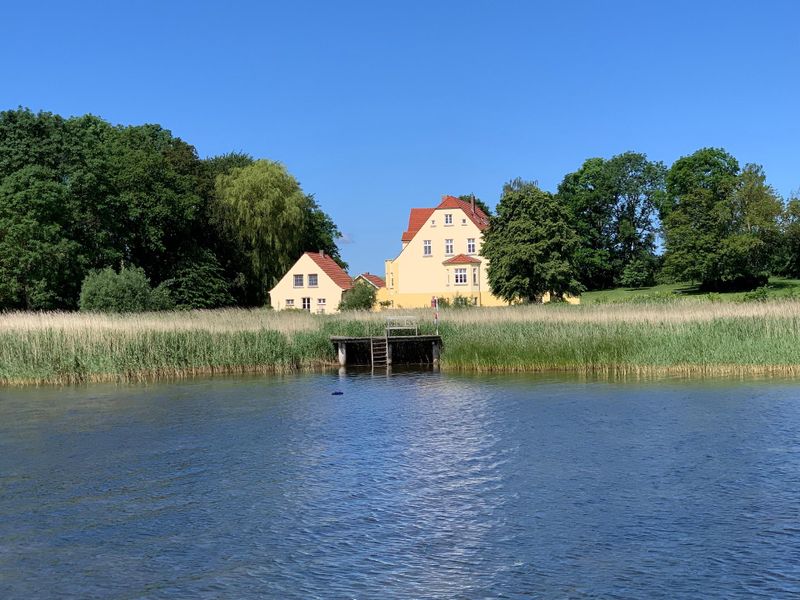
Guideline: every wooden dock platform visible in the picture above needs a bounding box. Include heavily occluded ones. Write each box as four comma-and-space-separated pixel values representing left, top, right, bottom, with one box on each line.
330, 335, 442, 367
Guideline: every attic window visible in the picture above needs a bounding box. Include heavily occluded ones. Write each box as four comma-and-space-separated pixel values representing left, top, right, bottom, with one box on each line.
431, 219, 436, 227
462, 218, 467, 225
445, 214, 453, 225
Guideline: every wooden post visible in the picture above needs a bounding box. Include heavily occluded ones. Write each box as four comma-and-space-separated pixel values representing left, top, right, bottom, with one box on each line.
432, 340, 440, 365
386, 340, 392, 365
338, 342, 347, 366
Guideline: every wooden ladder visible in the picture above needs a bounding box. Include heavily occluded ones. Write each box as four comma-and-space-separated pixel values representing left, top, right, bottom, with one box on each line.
371, 337, 388, 367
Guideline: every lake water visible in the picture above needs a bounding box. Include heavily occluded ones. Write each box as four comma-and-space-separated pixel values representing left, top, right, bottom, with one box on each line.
2, 371, 800, 599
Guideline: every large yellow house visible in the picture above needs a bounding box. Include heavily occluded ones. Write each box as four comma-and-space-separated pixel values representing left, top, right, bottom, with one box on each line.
378, 196, 507, 308
379, 195, 579, 308
269, 251, 352, 313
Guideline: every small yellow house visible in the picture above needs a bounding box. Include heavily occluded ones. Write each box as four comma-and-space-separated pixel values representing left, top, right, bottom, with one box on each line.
380, 195, 579, 308
269, 251, 352, 313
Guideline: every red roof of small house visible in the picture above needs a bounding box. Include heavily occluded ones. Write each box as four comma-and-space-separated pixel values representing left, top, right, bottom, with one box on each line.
442, 254, 482, 265
356, 272, 386, 288
400, 196, 490, 244
401, 208, 435, 242
305, 251, 353, 289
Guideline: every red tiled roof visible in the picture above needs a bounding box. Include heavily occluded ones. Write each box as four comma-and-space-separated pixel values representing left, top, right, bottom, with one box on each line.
401, 208, 435, 242
305, 252, 353, 289
436, 195, 490, 230
400, 196, 490, 245
356, 272, 386, 288
442, 254, 482, 265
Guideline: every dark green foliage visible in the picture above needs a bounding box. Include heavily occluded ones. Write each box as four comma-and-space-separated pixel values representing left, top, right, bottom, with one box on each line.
662, 149, 782, 290
780, 197, 800, 277
338, 281, 377, 311
619, 253, 660, 289
79, 267, 175, 312
556, 152, 665, 290
0, 108, 344, 310
482, 179, 583, 303
161, 250, 234, 309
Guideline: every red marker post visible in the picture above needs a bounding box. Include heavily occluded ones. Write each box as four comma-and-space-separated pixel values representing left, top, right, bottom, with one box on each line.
432, 296, 439, 335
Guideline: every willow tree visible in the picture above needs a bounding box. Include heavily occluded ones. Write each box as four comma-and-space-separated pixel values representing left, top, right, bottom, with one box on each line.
213, 160, 342, 303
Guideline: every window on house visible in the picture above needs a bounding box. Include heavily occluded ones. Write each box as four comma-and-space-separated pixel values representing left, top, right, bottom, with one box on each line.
472, 268, 479, 285
317, 298, 326, 314
285, 299, 295, 308
302, 297, 311, 311
455, 268, 467, 285
430, 219, 436, 227
445, 213, 453, 225
445, 239, 453, 255
462, 218, 467, 225
423, 240, 432, 256
467, 238, 476, 254
293, 274, 303, 288
308, 274, 318, 287
390, 273, 394, 288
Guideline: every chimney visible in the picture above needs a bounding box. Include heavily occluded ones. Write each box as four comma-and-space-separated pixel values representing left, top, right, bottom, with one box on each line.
319, 249, 325, 258
471, 196, 476, 215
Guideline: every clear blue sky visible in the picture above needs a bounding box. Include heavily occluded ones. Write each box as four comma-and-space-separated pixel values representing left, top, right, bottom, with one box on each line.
3, 1, 798, 276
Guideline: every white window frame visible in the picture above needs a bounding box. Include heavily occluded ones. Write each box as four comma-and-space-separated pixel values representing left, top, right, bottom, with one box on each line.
445, 239, 453, 255
454, 268, 467, 285
472, 268, 479, 285
316, 298, 326, 314
285, 299, 295, 308
293, 274, 303, 288
461, 218, 467, 225
430, 219, 436, 227
444, 213, 453, 226
308, 273, 318, 288
467, 238, 476, 254
423, 240, 432, 256
302, 297, 311, 311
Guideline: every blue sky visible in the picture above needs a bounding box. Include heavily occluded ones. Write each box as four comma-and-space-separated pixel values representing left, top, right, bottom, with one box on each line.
3, 1, 799, 276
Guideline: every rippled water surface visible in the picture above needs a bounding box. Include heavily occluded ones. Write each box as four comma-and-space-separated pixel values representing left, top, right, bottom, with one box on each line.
2, 372, 800, 598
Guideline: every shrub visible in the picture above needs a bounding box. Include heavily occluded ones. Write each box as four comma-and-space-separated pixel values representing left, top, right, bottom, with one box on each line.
742, 286, 770, 303
451, 294, 474, 308
79, 267, 175, 312
338, 281, 377, 311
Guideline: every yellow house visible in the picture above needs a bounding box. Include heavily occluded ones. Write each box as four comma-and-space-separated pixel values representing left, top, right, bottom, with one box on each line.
269, 251, 352, 313
379, 195, 579, 308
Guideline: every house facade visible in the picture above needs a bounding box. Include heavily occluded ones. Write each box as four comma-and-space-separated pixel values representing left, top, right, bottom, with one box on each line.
379, 196, 507, 308
269, 251, 352, 313
379, 195, 579, 308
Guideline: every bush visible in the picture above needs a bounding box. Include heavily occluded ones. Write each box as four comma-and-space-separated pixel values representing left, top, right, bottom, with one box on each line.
79, 267, 175, 312
338, 281, 377, 311
742, 286, 770, 303
451, 294, 474, 308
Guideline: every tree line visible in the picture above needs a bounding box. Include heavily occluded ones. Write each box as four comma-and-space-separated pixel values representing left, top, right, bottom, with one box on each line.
0, 108, 343, 310
482, 148, 796, 302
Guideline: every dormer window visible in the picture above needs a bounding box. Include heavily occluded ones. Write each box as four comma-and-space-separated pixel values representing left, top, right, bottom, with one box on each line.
444, 214, 453, 225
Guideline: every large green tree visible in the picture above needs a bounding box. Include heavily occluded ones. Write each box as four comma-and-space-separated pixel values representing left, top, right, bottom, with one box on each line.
482, 179, 583, 302
661, 148, 782, 289
556, 152, 665, 289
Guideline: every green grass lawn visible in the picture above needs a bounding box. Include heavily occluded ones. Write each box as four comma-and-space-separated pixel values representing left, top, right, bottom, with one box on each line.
581, 277, 800, 304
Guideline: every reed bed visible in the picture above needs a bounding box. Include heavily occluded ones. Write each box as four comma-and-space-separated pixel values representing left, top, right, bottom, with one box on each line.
3, 300, 800, 385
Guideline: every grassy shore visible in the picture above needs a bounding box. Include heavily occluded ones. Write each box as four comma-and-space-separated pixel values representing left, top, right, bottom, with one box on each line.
4, 301, 800, 384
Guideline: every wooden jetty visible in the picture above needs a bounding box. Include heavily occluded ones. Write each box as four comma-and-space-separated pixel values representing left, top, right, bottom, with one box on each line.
330, 316, 442, 367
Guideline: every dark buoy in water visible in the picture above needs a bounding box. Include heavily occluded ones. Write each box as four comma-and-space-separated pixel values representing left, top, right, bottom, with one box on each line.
331, 391, 344, 396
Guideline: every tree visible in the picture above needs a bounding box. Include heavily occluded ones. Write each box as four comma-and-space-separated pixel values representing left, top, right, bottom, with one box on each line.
338, 281, 376, 311
481, 178, 583, 302
556, 152, 665, 289
0, 166, 81, 309
213, 160, 342, 304
662, 149, 782, 290
780, 194, 800, 277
